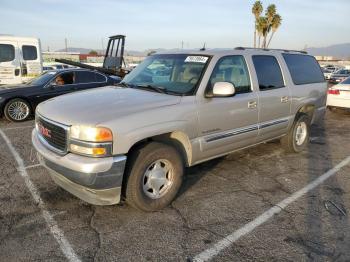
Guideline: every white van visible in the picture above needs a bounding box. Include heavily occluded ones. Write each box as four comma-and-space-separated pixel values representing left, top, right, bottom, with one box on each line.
0, 36, 43, 85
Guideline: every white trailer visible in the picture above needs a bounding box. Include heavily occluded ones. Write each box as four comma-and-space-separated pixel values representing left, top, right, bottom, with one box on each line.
0, 35, 43, 85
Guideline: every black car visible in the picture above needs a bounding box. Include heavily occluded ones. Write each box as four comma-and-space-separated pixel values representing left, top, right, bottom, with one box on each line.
0, 69, 120, 122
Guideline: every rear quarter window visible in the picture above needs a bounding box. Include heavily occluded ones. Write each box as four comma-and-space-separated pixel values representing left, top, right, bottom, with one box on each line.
282, 54, 325, 85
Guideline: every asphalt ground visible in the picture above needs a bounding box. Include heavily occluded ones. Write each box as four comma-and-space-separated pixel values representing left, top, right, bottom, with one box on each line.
0, 109, 350, 262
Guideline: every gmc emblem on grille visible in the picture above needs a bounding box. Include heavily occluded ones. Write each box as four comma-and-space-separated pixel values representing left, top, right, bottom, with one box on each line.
38, 123, 52, 138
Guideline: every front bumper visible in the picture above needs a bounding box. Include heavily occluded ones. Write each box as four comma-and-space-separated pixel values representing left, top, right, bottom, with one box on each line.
32, 129, 127, 205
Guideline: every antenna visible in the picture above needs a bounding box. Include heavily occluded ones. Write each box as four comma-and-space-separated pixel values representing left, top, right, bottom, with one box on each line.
200, 42, 206, 51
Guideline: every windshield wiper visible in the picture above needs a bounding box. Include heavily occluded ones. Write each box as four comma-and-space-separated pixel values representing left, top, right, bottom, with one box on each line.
135, 84, 183, 96
116, 82, 134, 88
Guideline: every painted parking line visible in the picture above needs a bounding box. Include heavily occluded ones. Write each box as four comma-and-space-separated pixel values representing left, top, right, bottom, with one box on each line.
193, 155, 350, 262
25, 163, 42, 169
0, 129, 81, 262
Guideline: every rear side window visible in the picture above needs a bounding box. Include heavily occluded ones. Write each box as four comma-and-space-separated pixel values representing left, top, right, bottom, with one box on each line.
0, 44, 15, 62
209, 55, 251, 94
75, 71, 96, 83
252, 55, 284, 90
282, 54, 325, 85
95, 72, 107, 83
22, 45, 37, 60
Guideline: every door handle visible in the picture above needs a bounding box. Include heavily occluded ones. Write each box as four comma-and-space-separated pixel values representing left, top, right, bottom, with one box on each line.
248, 101, 257, 109
281, 96, 289, 103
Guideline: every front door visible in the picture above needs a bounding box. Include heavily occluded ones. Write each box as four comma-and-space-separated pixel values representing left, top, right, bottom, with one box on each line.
197, 55, 259, 160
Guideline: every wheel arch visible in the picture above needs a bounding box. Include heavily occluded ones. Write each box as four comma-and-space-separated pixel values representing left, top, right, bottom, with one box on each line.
126, 131, 193, 167
295, 104, 315, 122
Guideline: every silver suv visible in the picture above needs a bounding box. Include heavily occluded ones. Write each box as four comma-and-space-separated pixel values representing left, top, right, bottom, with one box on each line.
32, 48, 327, 211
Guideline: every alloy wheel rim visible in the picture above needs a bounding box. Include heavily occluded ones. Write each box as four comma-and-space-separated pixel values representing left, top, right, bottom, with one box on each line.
142, 159, 174, 199
8, 101, 30, 121
295, 122, 307, 146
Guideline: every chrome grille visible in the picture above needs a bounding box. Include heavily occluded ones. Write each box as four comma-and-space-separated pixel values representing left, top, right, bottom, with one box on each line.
36, 116, 68, 153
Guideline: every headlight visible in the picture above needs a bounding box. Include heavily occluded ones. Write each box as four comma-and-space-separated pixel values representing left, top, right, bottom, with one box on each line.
69, 126, 113, 157
70, 126, 113, 142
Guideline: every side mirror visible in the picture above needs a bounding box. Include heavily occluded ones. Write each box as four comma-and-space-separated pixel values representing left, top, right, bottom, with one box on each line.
47, 82, 58, 89
211, 82, 236, 97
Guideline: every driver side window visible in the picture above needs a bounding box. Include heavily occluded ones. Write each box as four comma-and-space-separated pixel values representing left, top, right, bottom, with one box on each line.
209, 56, 251, 94
53, 72, 75, 86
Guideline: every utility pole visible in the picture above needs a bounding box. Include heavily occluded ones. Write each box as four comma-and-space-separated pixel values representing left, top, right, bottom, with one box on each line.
101, 38, 105, 55
181, 40, 184, 49
65, 38, 68, 53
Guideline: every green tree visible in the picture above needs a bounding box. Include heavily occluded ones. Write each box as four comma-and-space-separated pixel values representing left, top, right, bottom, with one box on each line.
252, 1, 263, 48
252, 2, 282, 48
267, 14, 282, 48
89, 50, 98, 55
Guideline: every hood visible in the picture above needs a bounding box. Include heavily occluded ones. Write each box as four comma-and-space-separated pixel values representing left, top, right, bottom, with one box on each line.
0, 84, 38, 94
37, 86, 182, 126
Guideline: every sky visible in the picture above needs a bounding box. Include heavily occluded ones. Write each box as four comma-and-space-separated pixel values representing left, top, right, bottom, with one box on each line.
0, 0, 349, 52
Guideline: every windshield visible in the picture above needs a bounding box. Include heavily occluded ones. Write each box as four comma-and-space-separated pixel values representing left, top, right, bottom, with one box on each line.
27, 71, 57, 85
122, 54, 210, 95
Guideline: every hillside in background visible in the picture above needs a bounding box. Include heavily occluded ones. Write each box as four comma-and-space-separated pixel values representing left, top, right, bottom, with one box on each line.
56, 43, 350, 59
55, 47, 148, 56
306, 43, 350, 59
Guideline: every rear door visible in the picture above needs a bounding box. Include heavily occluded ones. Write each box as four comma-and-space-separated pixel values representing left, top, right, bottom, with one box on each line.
251, 55, 292, 141
74, 70, 103, 90
20, 42, 42, 81
0, 41, 21, 85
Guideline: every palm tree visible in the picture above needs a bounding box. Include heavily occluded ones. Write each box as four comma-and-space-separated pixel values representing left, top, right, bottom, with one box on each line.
252, 1, 263, 48
263, 4, 276, 48
256, 16, 267, 48
267, 14, 282, 47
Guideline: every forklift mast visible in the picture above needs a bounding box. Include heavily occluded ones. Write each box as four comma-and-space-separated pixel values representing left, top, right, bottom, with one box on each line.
55, 35, 129, 78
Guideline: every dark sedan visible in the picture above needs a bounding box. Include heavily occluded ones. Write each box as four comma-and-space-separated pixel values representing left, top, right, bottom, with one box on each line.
0, 69, 120, 122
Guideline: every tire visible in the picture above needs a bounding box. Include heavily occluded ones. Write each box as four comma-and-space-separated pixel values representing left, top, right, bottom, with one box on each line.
4, 98, 31, 122
281, 113, 310, 153
125, 142, 184, 211
327, 106, 336, 112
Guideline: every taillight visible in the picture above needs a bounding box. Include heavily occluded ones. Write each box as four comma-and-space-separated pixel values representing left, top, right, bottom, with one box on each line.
328, 89, 340, 95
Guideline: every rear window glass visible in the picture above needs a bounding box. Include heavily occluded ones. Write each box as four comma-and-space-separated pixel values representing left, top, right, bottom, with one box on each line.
95, 73, 107, 82
75, 71, 96, 83
22, 45, 38, 61
282, 54, 325, 85
252, 55, 284, 90
0, 44, 15, 62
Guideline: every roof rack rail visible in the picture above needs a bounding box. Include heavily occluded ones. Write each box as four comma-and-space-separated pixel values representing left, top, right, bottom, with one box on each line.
234, 47, 307, 54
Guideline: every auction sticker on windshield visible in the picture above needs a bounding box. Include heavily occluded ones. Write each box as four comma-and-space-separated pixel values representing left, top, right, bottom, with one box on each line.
185, 56, 208, 63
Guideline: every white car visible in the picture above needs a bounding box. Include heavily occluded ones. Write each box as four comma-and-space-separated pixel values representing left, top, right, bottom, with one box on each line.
327, 77, 350, 109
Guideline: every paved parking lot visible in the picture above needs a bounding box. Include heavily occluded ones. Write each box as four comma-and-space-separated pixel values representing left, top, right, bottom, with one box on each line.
0, 110, 350, 262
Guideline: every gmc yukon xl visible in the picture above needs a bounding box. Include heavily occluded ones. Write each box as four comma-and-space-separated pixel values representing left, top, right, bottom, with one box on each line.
32, 48, 327, 211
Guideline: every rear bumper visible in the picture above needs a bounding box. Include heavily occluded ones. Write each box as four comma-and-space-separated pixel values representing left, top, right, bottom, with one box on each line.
32, 129, 127, 205
327, 96, 350, 109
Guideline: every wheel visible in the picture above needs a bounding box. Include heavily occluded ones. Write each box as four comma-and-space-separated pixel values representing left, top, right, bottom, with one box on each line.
4, 98, 31, 122
125, 142, 184, 211
281, 113, 310, 153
